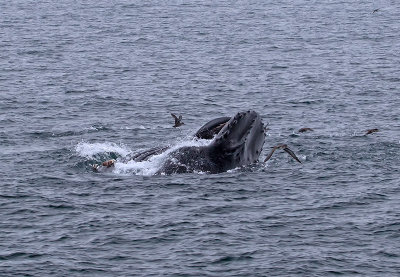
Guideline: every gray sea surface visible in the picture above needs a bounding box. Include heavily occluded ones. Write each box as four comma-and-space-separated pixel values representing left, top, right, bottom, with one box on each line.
1, 0, 399, 276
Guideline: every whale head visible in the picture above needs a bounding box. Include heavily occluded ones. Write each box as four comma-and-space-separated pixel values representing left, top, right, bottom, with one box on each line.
209, 110, 266, 170
156, 110, 266, 175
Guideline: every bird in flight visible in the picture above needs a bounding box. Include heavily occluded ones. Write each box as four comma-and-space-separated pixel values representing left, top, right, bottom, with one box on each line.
365, 128, 379, 135
171, 113, 184, 128
264, 144, 302, 163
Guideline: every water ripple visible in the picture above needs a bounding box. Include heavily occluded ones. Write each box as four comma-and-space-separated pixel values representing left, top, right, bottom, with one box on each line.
1, 0, 400, 276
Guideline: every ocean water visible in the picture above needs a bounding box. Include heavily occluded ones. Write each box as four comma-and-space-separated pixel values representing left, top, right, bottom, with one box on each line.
1, 0, 399, 276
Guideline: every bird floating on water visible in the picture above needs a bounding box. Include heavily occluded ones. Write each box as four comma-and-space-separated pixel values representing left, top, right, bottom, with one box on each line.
372, 8, 380, 13
92, 159, 116, 172
298, 127, 313, 133
171, 113, 184, 128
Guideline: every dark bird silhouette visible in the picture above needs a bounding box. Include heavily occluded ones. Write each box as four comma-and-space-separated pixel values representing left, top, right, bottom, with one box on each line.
365, 128, 379, 135
264, 144, 302, 163
298, 127, 313, 133
171, 113, 184, 128
372, 8, 380, 13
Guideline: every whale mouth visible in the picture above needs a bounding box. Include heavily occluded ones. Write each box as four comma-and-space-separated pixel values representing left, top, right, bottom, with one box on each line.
211, 110, 266, 165
194, 117, 231, 139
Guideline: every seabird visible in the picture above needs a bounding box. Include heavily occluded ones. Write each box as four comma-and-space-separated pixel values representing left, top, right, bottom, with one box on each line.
298, 127, 313, 133
365, 128, 379, 135
92, 159, 116, 172
171, 113, 184, 128
264, 144, 302, 163
372, 8, 380, 13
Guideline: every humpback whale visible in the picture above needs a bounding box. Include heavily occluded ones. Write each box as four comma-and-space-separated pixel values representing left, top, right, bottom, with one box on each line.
194, 116, 231, 139
158, 110, 265, 174
92, 110, 301, 174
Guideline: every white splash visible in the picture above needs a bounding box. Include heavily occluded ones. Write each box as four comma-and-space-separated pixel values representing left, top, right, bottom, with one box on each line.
75, 141, 132, 158
113, 138, 211, 176
76, 138, 212, 176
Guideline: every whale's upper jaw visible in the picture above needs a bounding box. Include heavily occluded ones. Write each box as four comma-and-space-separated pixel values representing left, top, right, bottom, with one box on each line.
210, 110, 266, 167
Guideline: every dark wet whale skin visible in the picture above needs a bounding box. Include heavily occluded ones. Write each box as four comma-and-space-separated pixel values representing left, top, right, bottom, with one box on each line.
194, 116, 231, 139
158, 110, 266, 174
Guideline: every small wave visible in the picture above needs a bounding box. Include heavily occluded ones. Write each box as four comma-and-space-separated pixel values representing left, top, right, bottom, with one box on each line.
0, 252, 44, 261
64, 89, 98, 94
26, 124, 109, 139
120, 125, 147, 130
211, 252, 255, 264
